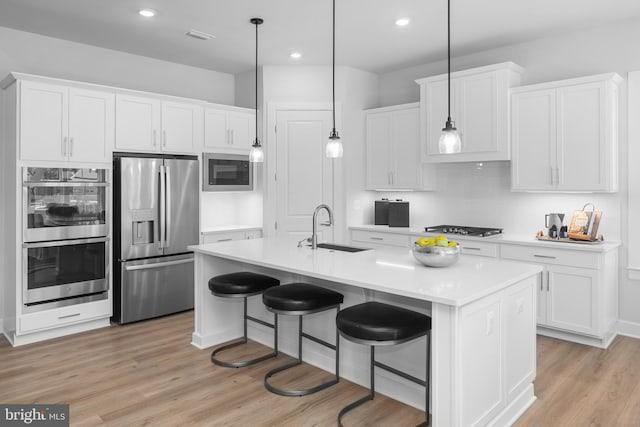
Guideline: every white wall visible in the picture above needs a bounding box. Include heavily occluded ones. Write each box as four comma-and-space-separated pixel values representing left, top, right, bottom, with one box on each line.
374, 16, 640, 325
0, 26, 235, 103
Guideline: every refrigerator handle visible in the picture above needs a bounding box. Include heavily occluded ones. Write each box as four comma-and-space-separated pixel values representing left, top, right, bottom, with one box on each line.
159, 164, 166, 249
165, 165, 172, 248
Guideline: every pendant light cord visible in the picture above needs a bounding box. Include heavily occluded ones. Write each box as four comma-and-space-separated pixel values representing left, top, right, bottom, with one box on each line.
447, 0, 451, 122
332, 0, 336, 133
255, 20, 259, 142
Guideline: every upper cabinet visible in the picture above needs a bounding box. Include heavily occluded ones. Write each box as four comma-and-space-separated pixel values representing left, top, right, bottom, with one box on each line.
416, 62, 523, 163
17, 80, 114, 164
511, 73, 621, 192
115, 94, 203, 154
365, 103, 430, 191
204, 105, 255, 152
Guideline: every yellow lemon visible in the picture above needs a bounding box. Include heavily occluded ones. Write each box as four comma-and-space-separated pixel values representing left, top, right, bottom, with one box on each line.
448, 241, 458, 247
416, 237, 430, 247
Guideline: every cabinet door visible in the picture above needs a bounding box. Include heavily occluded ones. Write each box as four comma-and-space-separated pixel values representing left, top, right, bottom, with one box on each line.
392, 108, 421, 189
19, 81, 68, 161
556, 82, 608, 191
365, 111, 393, 189
228, 111, 254, 150
459, 72, 498, 155
68, 88, 114, 163
204, 108, 229, 149
423, 79, 450, 158
511, 90, 557, 191
115, 94, 161, 151
161, 101, 198, 153
546, 265, 598, 335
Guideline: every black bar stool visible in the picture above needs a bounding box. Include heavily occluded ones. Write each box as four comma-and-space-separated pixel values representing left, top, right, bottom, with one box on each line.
335, 301, 432, 426
262, 282, 344, 396
208, 272, 280, 368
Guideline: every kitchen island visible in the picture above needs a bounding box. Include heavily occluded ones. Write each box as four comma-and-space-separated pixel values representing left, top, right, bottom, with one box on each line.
189, 237, 542, 427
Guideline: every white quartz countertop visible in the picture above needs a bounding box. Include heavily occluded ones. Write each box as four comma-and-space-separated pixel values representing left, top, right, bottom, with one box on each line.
189, 237, 542, 307
350, 225, 620, 252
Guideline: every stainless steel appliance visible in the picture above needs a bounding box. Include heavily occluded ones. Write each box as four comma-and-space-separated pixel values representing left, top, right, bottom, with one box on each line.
202, 153, 253, 191
424, 225, 503, 237
545, 213, 565, 238
22, 167, 110, 312
113, 153, 199, 324
23, 167, 108, 242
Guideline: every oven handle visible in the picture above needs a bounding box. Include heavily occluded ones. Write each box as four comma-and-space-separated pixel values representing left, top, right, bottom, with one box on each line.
23, 182, 108, 188
23, 237, 109, 249
124, 258, 193, 271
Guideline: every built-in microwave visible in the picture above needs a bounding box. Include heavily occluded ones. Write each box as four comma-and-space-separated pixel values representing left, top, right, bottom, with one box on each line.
202, 153, 253, 192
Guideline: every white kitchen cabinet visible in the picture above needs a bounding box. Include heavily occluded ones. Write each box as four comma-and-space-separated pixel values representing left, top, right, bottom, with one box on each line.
204, 105, 255, 152
511, 73, 621, 192
19, 80, 114, 163
202, 228, 263, 244
501, 243, 618, 347
350, 229, 411, 248
416, 62, 523, 163
365, 103, 424, 190
115, 94, 202, 154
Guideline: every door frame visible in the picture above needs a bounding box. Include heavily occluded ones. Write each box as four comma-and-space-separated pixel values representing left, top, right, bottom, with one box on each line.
264, 102, 344, 241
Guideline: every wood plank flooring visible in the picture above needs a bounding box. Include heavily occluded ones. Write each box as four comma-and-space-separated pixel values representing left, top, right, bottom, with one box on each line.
2, 311, 640, 426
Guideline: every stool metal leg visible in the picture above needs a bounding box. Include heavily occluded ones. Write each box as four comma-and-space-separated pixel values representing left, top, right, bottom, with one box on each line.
338, 346, 375, 427
425, 330, 431, 426
264, 307, 340, 397
211, 296, 278, 368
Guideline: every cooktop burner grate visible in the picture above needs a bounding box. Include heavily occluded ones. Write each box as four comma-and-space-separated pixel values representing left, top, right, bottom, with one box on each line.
424, 225, 503, 237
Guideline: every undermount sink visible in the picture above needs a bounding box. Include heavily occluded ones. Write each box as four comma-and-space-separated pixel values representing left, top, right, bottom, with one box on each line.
315, 243, 370, 253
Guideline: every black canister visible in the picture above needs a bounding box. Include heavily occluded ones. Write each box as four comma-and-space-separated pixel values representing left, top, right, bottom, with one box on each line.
388, 200, 409, 227
374, 199, 389, 225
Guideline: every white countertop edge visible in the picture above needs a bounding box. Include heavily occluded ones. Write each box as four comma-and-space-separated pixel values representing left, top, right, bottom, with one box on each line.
189, 241, 543, 307
349, 225, 620, 252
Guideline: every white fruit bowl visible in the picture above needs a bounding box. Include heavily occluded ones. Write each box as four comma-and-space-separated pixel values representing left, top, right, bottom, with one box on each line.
411, 243, 461, 268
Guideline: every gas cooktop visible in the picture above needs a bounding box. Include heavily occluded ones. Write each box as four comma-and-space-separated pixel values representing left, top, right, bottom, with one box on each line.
424, 225, 503, 237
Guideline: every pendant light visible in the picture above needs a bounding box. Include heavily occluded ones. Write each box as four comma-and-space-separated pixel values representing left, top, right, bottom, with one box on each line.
326, 0, 343, 158
249, 17, 264, 163
439, 0, 462, 154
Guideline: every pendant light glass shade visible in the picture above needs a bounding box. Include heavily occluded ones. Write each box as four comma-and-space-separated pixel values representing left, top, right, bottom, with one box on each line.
326, 130, 343, 158
439, 120, 461, 154
250, 18, 264, 162
439, 0, 461, 154
326, 0, 343, 158
249, 139, 264, 162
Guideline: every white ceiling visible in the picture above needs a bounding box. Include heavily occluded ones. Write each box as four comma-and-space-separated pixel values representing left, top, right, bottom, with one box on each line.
0, 0, 639, 75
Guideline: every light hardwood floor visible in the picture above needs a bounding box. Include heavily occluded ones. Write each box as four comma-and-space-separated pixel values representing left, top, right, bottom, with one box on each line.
2, 311, 640, 426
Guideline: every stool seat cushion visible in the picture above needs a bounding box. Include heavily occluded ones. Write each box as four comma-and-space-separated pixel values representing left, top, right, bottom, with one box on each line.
337, 301, 431, 343
209, 272, 279, 296
263, 283, 344, 312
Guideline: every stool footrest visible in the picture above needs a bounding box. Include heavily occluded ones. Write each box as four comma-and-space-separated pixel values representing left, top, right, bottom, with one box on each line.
374, 361, 427, 387
211, 338, 277, 368
337, 392, 374, 427
264, 359, 339, 397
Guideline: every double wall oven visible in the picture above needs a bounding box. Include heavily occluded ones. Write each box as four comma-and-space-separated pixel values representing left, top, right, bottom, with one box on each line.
23, 167, 109, 312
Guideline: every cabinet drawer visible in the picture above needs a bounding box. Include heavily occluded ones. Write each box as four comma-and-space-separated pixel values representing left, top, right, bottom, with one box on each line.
245, 229, 262, 239
500, 244, 600, 269
202, 230, 246, 243
351, 230, 410, 247
19, 299, 111, 334
458, 241, 499, 258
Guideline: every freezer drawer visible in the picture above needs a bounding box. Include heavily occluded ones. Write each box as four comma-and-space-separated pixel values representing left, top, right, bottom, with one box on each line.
116, 254, 194, 324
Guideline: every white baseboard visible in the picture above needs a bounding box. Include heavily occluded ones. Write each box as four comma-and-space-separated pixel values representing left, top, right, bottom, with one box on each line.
11, 318, 110, 346
616, 320, 640, 340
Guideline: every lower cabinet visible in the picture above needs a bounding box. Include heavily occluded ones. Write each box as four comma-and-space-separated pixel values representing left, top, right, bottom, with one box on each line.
18, 299, 111, 334
501, 243, 618, 346
350, 227, 619, 347
202, 228, 262, 244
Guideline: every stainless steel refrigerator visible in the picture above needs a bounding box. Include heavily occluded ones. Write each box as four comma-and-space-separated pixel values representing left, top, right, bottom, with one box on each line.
113, 153, 199, 324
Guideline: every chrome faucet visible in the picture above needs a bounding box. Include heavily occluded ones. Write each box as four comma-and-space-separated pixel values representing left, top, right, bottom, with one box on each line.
311, 204, 334, 249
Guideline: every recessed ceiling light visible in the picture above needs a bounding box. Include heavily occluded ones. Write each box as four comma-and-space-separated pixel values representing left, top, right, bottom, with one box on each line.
395, 18, 410, 27
138, 9, 156, 18
290, 52, 302, 59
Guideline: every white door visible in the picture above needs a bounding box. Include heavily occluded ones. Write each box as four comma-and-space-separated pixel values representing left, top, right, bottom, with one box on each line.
161, 101, 197, 153
275, 109, 334, 240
